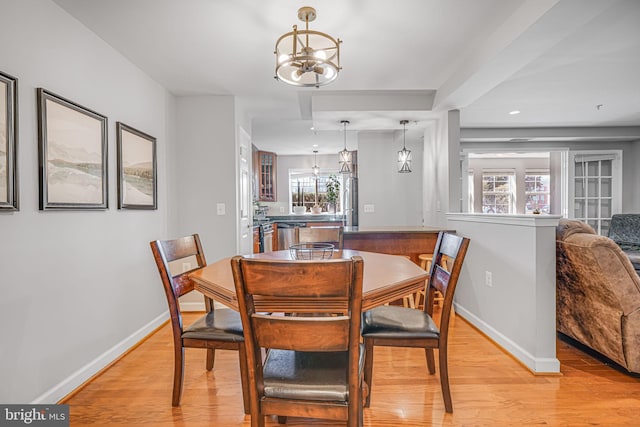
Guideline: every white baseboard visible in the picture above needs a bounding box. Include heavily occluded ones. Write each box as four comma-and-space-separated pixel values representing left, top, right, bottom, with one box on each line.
454, 303, 560, 373
181, 301, 226, 311
32, 311, 169, 404
180, 301, 206, 312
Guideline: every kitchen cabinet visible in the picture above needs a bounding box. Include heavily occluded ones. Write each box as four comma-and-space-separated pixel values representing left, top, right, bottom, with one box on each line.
272, 223, 278, 251
252, 227, 260, 254
254, 150, 277, 202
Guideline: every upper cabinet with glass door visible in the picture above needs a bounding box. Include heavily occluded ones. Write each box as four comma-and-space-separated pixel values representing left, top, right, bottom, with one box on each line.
254, 150, 277, 202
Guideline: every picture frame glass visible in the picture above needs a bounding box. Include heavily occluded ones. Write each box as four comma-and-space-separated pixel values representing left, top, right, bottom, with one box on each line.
44, 98, 105, 204
0, 81, 7, 204
0, 71, 18, 210
118, 123, 156, 209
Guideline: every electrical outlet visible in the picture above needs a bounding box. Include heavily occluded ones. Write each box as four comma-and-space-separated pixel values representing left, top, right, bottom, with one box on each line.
216, 203, 225, 215
280, 206, 285, 213
485, 271, 493, 287
182, 262, 192, 272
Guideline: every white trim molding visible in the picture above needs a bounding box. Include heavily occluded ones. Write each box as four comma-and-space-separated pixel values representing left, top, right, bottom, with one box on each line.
32, 311, 169, 404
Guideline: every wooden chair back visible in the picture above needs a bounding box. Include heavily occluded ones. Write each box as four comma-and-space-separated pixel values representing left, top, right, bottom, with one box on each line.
298, 225, 344, 250
425, 232, 470, 335
231, 255, 364, 425
150, 234, 251, 410
150, 234, 210, 332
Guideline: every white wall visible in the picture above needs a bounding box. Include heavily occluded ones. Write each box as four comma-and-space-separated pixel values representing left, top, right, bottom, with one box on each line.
357, 130, 423, 226
631, 140, 640, 212
171, 96, 239, 310
423, 110, 462, 228
0, 0, 173, 403
173, 96, 237, 260
448, 213, 561, 373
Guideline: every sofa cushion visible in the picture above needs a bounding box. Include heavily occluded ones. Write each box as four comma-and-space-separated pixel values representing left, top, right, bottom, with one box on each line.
556, 219, 596, 241
556, 223, 640, 374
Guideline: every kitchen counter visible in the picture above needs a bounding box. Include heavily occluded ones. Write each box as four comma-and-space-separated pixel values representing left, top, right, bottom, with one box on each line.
262, 219, 451, 263
267, 215, 345, 223
343, 225, 443, 234
342, 226, 454, 264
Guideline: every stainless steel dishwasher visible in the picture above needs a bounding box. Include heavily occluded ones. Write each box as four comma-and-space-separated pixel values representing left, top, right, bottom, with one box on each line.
277, 222, 306, 250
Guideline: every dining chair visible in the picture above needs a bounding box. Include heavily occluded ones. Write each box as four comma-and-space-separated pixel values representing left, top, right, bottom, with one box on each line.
361, 232, 470, 413
230, 255, 367, 427
298, 225, 344, 250
150, 234, 249, 412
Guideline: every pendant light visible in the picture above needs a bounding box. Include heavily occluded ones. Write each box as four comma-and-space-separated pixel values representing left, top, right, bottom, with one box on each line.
275, 6, 342, 88
312, 150, 320, 176
398, 120, 412, 173
338, 120, 352, 174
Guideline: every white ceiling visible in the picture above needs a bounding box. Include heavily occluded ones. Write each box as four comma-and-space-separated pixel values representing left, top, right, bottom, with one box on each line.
53, 0, 640, 154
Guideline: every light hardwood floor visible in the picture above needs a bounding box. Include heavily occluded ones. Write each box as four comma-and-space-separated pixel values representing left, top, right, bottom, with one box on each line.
64, 312, 640, 426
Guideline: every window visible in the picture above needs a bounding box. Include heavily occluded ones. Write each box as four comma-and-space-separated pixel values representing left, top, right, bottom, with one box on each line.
524, 171, 550, 214
289, 171, 342, 213
468, 170, 474, 213
482, 172, 514, 213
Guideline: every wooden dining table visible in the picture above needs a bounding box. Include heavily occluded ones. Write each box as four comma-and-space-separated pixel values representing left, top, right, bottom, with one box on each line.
191, 249, 428, 313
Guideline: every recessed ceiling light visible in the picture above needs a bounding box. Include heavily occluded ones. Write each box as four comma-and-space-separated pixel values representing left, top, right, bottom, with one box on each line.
509, 110, 521, 115
312, 144, 318, 148
310, 126, 315, 131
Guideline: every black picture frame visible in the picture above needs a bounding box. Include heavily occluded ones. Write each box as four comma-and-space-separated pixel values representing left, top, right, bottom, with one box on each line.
116, 122, 157, 210
0, 70, 18, 211
37, 88, 108, 210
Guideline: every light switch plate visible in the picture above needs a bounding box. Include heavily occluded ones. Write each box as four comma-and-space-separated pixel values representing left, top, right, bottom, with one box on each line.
363, 204, 375, 213
216, 203, 225, 215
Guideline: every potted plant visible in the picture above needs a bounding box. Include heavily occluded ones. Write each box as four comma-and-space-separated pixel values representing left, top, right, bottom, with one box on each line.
326, 174, 340, 213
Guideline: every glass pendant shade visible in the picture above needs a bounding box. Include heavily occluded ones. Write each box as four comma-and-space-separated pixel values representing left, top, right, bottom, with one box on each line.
398, 147, 412, 173
398, 120, 412, 173
275, 7, 341, 88
338, 120, 352, 174
312, 150, 320, 176
338, 149, 351, 174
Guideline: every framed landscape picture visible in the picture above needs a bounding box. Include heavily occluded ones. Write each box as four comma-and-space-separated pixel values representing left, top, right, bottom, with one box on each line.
0, 71, 18, 211
37, 88, 108, 210
116, 122, 157, 209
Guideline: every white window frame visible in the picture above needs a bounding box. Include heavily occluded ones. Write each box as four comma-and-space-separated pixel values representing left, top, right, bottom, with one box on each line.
568, 150, 622, 235
288, 170, 343, 214
482, 170, 515, 214
524, 169, 551, 214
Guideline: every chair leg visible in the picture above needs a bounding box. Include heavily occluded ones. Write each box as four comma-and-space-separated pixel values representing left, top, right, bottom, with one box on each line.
356, 383, 364, 427
363, 339, 374, 408
402, 294, 415, 308
425, 348, 436, 375
206, 348, 215, 371
254, 413, 266, 427
238, 344, 251, 415
438, 347, 453, 413
172, 347, 185, 406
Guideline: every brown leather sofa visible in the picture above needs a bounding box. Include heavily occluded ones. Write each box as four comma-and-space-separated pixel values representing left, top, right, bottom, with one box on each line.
556, 219, 640, 374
